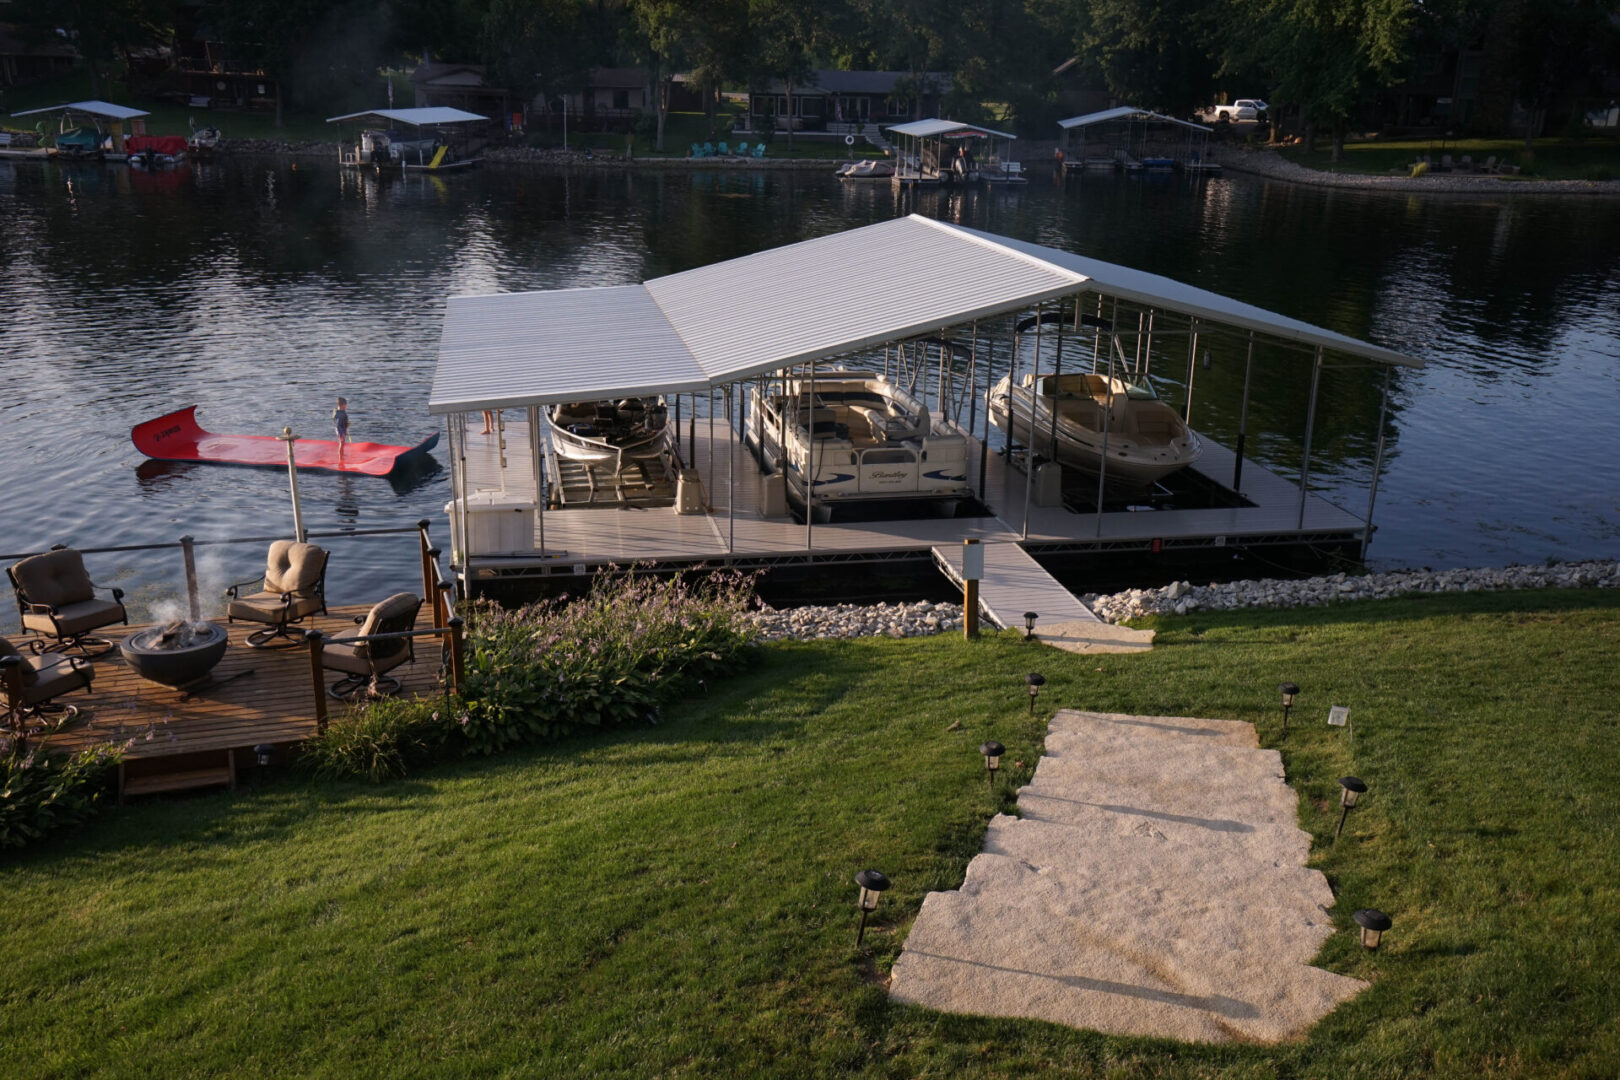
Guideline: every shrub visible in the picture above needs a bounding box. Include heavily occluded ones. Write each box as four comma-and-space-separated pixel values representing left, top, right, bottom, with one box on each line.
300, 696, 459, 783
1, 739, 123, 850
457, 568, 758, 755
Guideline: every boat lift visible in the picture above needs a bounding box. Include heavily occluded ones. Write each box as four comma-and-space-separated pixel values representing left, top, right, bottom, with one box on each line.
326, 107, 491, 171
885, 118, 1024, 185
10, 100, 151, 160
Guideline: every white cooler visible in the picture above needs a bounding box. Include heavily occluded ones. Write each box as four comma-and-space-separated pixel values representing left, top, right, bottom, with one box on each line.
446, 491, 536, 555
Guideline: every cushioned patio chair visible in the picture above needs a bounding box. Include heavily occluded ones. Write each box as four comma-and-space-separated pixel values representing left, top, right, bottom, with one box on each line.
1, 634, 94, 737
323, 592, 422, 700
8, 548, 127, 658
225, 541, 329, 648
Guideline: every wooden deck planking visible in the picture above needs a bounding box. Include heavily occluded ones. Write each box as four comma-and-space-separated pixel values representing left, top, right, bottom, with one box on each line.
28, 606, 446, 762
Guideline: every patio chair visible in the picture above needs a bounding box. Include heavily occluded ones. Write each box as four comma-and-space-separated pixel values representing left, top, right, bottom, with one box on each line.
718, 141, 730, 156
752, 142, 765, 158
225, 540, 329, 648
8, 548, 127, 658
690, 142, 703, 158
1, 634, 94, 737
322, 592, 422, 700
1483, 155, 1498, 173
736, 141, 749, 156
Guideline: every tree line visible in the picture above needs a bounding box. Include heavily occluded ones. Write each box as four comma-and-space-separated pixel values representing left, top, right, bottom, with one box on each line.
10, 0, 1618, 149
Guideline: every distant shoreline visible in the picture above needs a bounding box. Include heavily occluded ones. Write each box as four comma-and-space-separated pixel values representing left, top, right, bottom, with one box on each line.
1215, 145, 1620, 196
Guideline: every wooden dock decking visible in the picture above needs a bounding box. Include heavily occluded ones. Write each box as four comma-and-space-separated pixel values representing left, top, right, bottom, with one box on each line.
15, 606, 444, 797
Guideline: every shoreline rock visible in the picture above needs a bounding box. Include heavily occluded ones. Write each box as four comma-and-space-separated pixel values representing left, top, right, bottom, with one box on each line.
1215, 145, 1620, 197
1081, 559, 1620, 623
748, 600, 962, 642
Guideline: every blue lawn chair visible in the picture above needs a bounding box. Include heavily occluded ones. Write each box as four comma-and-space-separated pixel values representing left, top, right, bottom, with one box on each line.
752, 142, 765, 158
736, 141, 749, 156
702, 141, 715, 157
690, 142, 704, 158
718, 141, 730, 156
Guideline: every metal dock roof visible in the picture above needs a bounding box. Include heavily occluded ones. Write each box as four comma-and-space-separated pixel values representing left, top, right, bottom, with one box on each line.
430, 215, 1420, 415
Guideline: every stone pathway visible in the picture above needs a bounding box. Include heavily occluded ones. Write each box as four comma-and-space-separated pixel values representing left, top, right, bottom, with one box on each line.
889, 709, 1365, 1043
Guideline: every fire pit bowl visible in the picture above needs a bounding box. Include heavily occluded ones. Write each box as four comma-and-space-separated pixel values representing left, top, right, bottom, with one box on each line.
119, 621, 230, 687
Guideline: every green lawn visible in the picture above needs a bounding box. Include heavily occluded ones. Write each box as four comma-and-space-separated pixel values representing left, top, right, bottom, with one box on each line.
4, 590, 1618, 1078
1278, 136, 1620, 181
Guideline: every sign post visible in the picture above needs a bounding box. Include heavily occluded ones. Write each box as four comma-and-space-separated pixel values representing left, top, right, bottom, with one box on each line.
962, 538, 983, 639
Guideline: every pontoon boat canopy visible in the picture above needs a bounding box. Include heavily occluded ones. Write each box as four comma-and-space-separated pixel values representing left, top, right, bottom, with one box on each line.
1058, 106, 1211, 134
10, 100, 150, 121
430, 215, 1419, 415
325, 107, 487, 126
886, 118, 1017, 140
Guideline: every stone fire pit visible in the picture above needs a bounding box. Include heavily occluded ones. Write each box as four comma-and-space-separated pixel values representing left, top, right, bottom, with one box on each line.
119, 621, 230, 687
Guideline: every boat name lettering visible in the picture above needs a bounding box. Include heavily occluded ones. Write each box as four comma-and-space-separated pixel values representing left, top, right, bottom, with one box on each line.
869, 471, 910, 480
154, 424, 182, 441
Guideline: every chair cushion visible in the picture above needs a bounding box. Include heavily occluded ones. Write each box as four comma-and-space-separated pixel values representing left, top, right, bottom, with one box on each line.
263, 541, 326, 595
21, 597, 124, 637
326, 593, 420, 676
228, 592, 324, 625
21, 653, 92, 705
0, 635, 37, 687
10, 550, 95, 608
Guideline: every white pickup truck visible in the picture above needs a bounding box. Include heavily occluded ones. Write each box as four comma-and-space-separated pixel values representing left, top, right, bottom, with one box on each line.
1206, 99, 1268, 123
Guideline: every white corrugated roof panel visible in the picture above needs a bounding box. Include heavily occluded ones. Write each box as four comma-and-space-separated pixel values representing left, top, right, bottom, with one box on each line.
11, 100, 150, 120
431, 215, 1418, 415
326, 107, 488, 126
1058, 107, 1210, 134
647, 216, 1081, 384
944, 223, 1418, 366
429, 286, 706, 414
886, 118, 1016, 140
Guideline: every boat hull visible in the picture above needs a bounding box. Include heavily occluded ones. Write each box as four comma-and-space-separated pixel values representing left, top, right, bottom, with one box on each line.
989, 374, 1200, 492
544, 399, 673, 469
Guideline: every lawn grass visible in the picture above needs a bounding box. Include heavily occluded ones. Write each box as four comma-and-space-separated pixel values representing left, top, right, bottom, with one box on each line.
3, 590, 1618, 1078
1277, 136, 1620, 181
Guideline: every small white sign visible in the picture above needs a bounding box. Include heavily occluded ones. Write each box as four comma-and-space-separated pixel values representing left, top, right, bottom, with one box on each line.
961, 539, 984, 581
1328, 706, 1351, 727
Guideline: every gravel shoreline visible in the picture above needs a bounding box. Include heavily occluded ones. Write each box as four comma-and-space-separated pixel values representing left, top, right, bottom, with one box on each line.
1215, 144, 1620, 196
745, 559, 1619, 640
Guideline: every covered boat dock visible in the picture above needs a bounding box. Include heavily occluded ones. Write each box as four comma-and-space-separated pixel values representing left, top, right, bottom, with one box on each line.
326, 106, 490, 171
430, 215, 1419, 628
886, 118, 1023, 185
1058, 106, 1215, 171
10, 99, 151, 159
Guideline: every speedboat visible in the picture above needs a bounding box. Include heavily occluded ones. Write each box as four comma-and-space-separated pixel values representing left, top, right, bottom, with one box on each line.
989, 370, 1201, 492
187, 123, 222, 158
835, 158, 895, 180
545, 398, 673, 472
744, 369, 970, 518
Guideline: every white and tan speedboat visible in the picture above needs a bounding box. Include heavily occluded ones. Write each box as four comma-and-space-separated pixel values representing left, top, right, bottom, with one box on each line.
989, 371, 1201, 491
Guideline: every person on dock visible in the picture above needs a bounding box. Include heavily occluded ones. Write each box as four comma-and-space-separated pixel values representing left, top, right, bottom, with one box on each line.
332, 396, 349, 453
481, 408, 499, 435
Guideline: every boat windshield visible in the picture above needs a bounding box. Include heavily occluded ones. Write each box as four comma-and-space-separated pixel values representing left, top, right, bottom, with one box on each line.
1121, 377, 1159, 401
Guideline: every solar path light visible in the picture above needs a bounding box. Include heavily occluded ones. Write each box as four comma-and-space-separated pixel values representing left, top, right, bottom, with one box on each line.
1335, 776, 1367, 841
1025, 672, 1046, 717
980, 741, 1005, 788
1353, 908, 1392, 951
1023, 611, 1038, 640
854, 869, 891, 946
1278, 682, 1300, 732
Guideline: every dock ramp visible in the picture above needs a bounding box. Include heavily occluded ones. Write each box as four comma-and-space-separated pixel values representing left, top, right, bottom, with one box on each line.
933, 542, 1154, 654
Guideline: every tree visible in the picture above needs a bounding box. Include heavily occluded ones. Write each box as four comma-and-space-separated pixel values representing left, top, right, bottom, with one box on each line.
10, 0, 178, 99
1076, 0, 1219, 116
1237, 0, 1413, 159
478, 0, 592, 138
1488, 0, 1620, 149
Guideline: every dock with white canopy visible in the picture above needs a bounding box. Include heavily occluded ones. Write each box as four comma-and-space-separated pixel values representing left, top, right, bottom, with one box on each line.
885, 118, 1024, 184
1057, 107, 1215, 171
326, 107, 490, 171
10, 99, 151, 158
430, 215, 1420, 622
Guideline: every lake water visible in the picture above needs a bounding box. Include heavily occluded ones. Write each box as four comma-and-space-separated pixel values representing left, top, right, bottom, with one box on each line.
1, 156, 1616, 620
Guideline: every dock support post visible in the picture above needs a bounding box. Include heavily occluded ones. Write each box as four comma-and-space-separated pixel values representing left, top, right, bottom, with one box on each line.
962, 538, 981, 639
528, 405, 546, 553
1183, 318, 1200, 424
1022, 305, 1044, 540
1361, 367, 1392, 561
306, 630, 328, 732
180, 534, 201, 622
1233, 332, 1255, 493
1297, 346, 1325, 530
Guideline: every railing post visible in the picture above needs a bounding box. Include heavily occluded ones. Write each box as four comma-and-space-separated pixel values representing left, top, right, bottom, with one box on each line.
179, 534, 201, 622
448, 616, 465, 695
306, 629, 328, 731
428, 551, 445, 627
417, 519, 434, 604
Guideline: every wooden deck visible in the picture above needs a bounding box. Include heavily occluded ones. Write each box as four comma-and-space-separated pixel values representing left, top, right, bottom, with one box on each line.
20, 606, 445, 796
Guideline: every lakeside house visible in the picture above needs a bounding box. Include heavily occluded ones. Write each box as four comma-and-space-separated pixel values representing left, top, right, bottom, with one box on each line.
411, 61, 513, 124
746, 70, 951, 134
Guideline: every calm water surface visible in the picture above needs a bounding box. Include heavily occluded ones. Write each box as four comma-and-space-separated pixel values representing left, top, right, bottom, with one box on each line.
1, 157, 1616, 619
